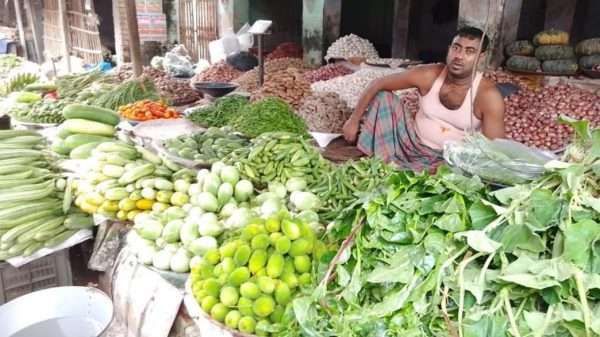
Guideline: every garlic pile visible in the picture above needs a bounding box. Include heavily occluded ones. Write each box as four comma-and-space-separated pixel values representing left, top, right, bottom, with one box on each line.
297, 92, 352, 133
251, 68, 311, 109
233, 58, 307, 93
311, 68, 405, 108
325, 34, 379, 62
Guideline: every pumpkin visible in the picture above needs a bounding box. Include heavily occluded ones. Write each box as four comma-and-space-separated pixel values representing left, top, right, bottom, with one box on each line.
533, 29, 569, 46
575, 38, 600, 56
505, 40, 535, 56
542, 59, 578, 74
535, 45, 575, 61
506, 55, 541, 72
579, 55, 600, 70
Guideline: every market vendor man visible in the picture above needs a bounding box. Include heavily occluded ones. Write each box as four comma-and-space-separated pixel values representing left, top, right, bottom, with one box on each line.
343, 26, 505, 172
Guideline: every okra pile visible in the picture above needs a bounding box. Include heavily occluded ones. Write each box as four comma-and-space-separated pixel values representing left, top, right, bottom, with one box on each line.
0, 129, 93, 260
226, 132, 331, 188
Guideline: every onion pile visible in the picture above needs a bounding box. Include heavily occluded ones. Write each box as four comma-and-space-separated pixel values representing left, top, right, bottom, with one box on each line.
251, 68, 311, 109
504, 84, 600, 150
304, 64, 354, 83
234, 58, 306, 93
297, 92, 352, 133
192, 61, 242, 83
266, 42, 303, 60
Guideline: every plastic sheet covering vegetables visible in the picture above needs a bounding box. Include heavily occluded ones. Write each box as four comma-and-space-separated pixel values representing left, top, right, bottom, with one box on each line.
281, 117, 600, 337
444, 133, 556, 185
226, 132, 330, 189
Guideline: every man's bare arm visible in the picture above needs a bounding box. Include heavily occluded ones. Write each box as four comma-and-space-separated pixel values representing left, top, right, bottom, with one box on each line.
479, 86, 505, 139
350, 64, 442, 121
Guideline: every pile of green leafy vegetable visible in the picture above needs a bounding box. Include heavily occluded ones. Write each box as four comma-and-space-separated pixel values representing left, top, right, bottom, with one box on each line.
93, 77, 160, 110
229, 97, 308, 138
186, 95, 249, 127
279, 118, 600, 337
0, 54, 22, 74
56, 69, 112, 98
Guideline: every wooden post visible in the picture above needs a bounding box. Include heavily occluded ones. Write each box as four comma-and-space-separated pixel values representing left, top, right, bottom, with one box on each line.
302, 0, 326, 66
544, 0, 577, 32
124, 0, 143, 77
458, 0, 505, 68
323, 0, 342, 50
13, 0, 28, 60
492, 0, 522, 67
57, 0, 71, 72
24, 0, 43, 63
392, 0, 412, 58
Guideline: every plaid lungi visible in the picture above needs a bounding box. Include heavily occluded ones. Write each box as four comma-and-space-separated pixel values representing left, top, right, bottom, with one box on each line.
357, 91, 444, 172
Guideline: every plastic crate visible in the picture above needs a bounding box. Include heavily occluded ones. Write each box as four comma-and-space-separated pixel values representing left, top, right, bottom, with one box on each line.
0, 249, 72, 304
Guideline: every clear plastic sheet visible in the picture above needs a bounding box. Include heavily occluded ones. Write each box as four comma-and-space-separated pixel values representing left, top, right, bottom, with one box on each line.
444, 133, 557, 186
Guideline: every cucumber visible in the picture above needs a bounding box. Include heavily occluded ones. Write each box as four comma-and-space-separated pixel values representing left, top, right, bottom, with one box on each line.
57, 127, 74, 139
24, 82, 58, 92
62, 119, 115, 137
17, 216, 65, 244
0, 206, 62, 229
64, 214, 94, 229
35, 227, 66, 242
2, 215, 57, 244
23, 242, 44, 256
70, 142, 101, 160
63, 134, 112, 150
44, 230, 78, 248
63, 104, 121, 126
0, 130, 39, 140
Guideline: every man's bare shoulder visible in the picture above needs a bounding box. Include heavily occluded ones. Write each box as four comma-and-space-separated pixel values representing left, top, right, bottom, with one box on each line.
401, 64, 444, 90
408, 63, 445, 79
477, 77, 504, 102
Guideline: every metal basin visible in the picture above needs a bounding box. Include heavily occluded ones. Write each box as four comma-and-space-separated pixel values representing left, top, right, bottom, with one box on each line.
192, 81, 238, 98
0, 286, 113, 337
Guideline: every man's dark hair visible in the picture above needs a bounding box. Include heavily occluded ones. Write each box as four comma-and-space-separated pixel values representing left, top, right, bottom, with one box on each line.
456, 26, 489, 52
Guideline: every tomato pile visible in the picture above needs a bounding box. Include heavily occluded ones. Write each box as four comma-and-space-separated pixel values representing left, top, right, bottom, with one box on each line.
118, 100, 180, 121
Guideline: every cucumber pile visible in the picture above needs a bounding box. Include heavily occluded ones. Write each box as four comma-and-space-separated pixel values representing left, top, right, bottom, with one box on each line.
52, 104, 121, 159
73, 140, 197, 221
0, 130, 93, 261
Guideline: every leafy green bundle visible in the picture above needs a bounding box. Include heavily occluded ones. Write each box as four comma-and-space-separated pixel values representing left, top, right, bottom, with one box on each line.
282, 118, 600, 337
230, 97, 308, 138
186, 95, 249, 127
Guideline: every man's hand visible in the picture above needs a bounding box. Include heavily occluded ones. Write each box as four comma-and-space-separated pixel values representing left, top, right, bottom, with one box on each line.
343, 116, 360, 144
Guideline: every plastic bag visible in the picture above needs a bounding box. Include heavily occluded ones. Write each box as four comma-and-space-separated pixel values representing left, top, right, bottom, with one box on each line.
163, 51, 195, 78
443, 133, 556, 186
150, 56, 164, 70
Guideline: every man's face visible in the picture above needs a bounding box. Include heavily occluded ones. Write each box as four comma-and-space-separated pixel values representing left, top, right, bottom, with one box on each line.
446, 36, 484, 77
